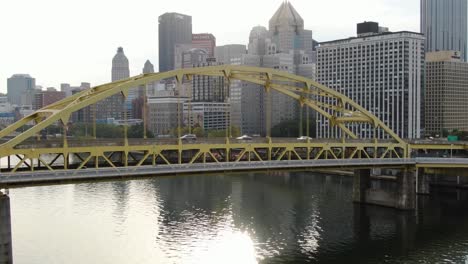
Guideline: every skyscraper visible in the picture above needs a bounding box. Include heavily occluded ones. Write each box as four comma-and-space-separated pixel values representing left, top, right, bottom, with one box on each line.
158, 12, 192, 72
95, 47, 130, 121
112, 47, 130, 81
317, 22, 425, 139
236, 1, 315, 135
192, 33, 216, 57
7, 74, 35, 106
421, 0, 467, 61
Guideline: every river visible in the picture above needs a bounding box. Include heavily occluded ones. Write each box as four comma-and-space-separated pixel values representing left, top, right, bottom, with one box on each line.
5, 171, 468, 263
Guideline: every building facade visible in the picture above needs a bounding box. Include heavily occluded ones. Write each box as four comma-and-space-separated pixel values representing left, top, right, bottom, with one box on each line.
235, 1, 315, 136
192, 33, 216, 57
159, 12, 192, 72
317, 22, 425, 139
7, 74, 35, 106
183, 102, 230, 131
60, 82, 91, 97
425, 51, 468, 135
33, 88, 66, 110
214, 44, 247, 64
421, 0, 467, 61
147, 95, 188, 136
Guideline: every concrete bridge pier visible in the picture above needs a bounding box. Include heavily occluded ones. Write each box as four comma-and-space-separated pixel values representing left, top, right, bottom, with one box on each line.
0, 191, 13, 264
416, 169, 430, 195
353, 168, 416, 210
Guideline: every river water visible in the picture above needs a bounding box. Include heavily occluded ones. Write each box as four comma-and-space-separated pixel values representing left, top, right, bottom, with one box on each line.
6, 171, 468, 263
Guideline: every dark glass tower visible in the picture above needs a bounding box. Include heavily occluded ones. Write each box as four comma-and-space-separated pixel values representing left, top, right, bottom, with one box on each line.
158, 12, 192, 72
421, 0, 467, 61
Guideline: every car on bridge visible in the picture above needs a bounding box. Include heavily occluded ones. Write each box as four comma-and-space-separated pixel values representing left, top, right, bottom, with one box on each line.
236, 135, 253, 140
297, 136, 312, 141
180, 134, 197, 142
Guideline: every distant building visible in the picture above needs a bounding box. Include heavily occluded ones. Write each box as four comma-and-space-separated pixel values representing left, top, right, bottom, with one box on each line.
425, 51, 468, 135
159, 12, 192, 72
235, 1, 315, 135
94, 47, 129, 122
147, 96, 188, 136
183, 102, 230, 131
317, 22, 424, 139
421, 0, 467, 61
33, 89, 66, 110
215, 44, 247, 65
112, 47, 130, 82
60, 82, 91, 97
7, 74, 35, 106
192, 33, 216, 57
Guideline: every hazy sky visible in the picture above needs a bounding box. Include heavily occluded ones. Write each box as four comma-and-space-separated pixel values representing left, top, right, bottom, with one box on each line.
0, 0, 419, 93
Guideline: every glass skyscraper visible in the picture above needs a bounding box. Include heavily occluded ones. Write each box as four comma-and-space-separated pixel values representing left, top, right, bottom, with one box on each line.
421, 0, 467, 61
158, 13, 192, 72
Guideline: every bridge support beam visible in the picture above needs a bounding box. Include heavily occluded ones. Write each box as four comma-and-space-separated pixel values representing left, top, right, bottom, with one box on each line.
353, 168, 416, 210
0, 192, 13, 264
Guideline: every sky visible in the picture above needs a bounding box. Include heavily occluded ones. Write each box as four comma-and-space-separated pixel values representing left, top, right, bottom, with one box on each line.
0, 0, 419, 93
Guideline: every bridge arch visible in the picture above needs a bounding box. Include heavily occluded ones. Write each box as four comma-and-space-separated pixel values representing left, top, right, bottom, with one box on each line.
0, 65, 404, 150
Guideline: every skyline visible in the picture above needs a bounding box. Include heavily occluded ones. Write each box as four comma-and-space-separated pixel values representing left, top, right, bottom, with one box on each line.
0, 0, 419, 93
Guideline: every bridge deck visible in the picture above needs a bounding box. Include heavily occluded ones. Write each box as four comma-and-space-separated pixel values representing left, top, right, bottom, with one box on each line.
1, 158, 467, 187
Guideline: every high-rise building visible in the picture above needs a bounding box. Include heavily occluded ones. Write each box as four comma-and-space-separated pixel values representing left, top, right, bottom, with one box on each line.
94, 47, 130, 122
159, 12, 192, 72
421, 0, 467, 61
317, 22, 425, 139
214, 44, 246, 65
7, 74, 36, 106
112, 47, 130, 82
425, 50, 468, 135
183, 102, 230, 131
235, 1, 315, 135
192, 33, 216, 57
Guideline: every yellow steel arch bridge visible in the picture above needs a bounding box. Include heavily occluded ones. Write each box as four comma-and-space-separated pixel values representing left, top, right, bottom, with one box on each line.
0, 65, 466, 173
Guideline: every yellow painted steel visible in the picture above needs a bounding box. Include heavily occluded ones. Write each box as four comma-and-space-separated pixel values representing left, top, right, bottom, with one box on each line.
0, 65, 466, 172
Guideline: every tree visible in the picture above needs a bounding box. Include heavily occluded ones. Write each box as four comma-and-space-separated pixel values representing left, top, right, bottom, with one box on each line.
271, 118, 316, 138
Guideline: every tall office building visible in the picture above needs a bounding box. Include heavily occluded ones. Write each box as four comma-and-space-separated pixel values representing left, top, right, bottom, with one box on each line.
317, 22, 425, 139
425, 51, 468, 135
94, 47, 130, 122
112, 47, 130, 81
236, 1, 315, 135
192, 33, 216, 57
7, 74, 35, 106
421, 0, 467, 61
158, 12, 192, 72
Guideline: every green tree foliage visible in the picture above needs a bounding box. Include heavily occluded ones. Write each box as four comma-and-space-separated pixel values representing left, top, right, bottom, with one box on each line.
271, 118, 316, 137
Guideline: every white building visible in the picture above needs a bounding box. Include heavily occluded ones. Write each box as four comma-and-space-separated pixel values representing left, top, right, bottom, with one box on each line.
316, 22, 424, 139
183, 102, 230, 131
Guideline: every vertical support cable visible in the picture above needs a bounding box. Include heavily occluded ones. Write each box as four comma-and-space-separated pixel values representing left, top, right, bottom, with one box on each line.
299, 105, 303, 137
188, 76, 192, 135
225, 76, 230, 139
177, 77, 182, 140
93, 104, 97, 139
143, 84, 147, 139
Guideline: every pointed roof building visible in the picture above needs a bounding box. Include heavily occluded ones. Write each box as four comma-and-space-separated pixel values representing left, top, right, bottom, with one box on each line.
269, 1, 304, 31
112, 47, 130, 82
143, 60, 154, 74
